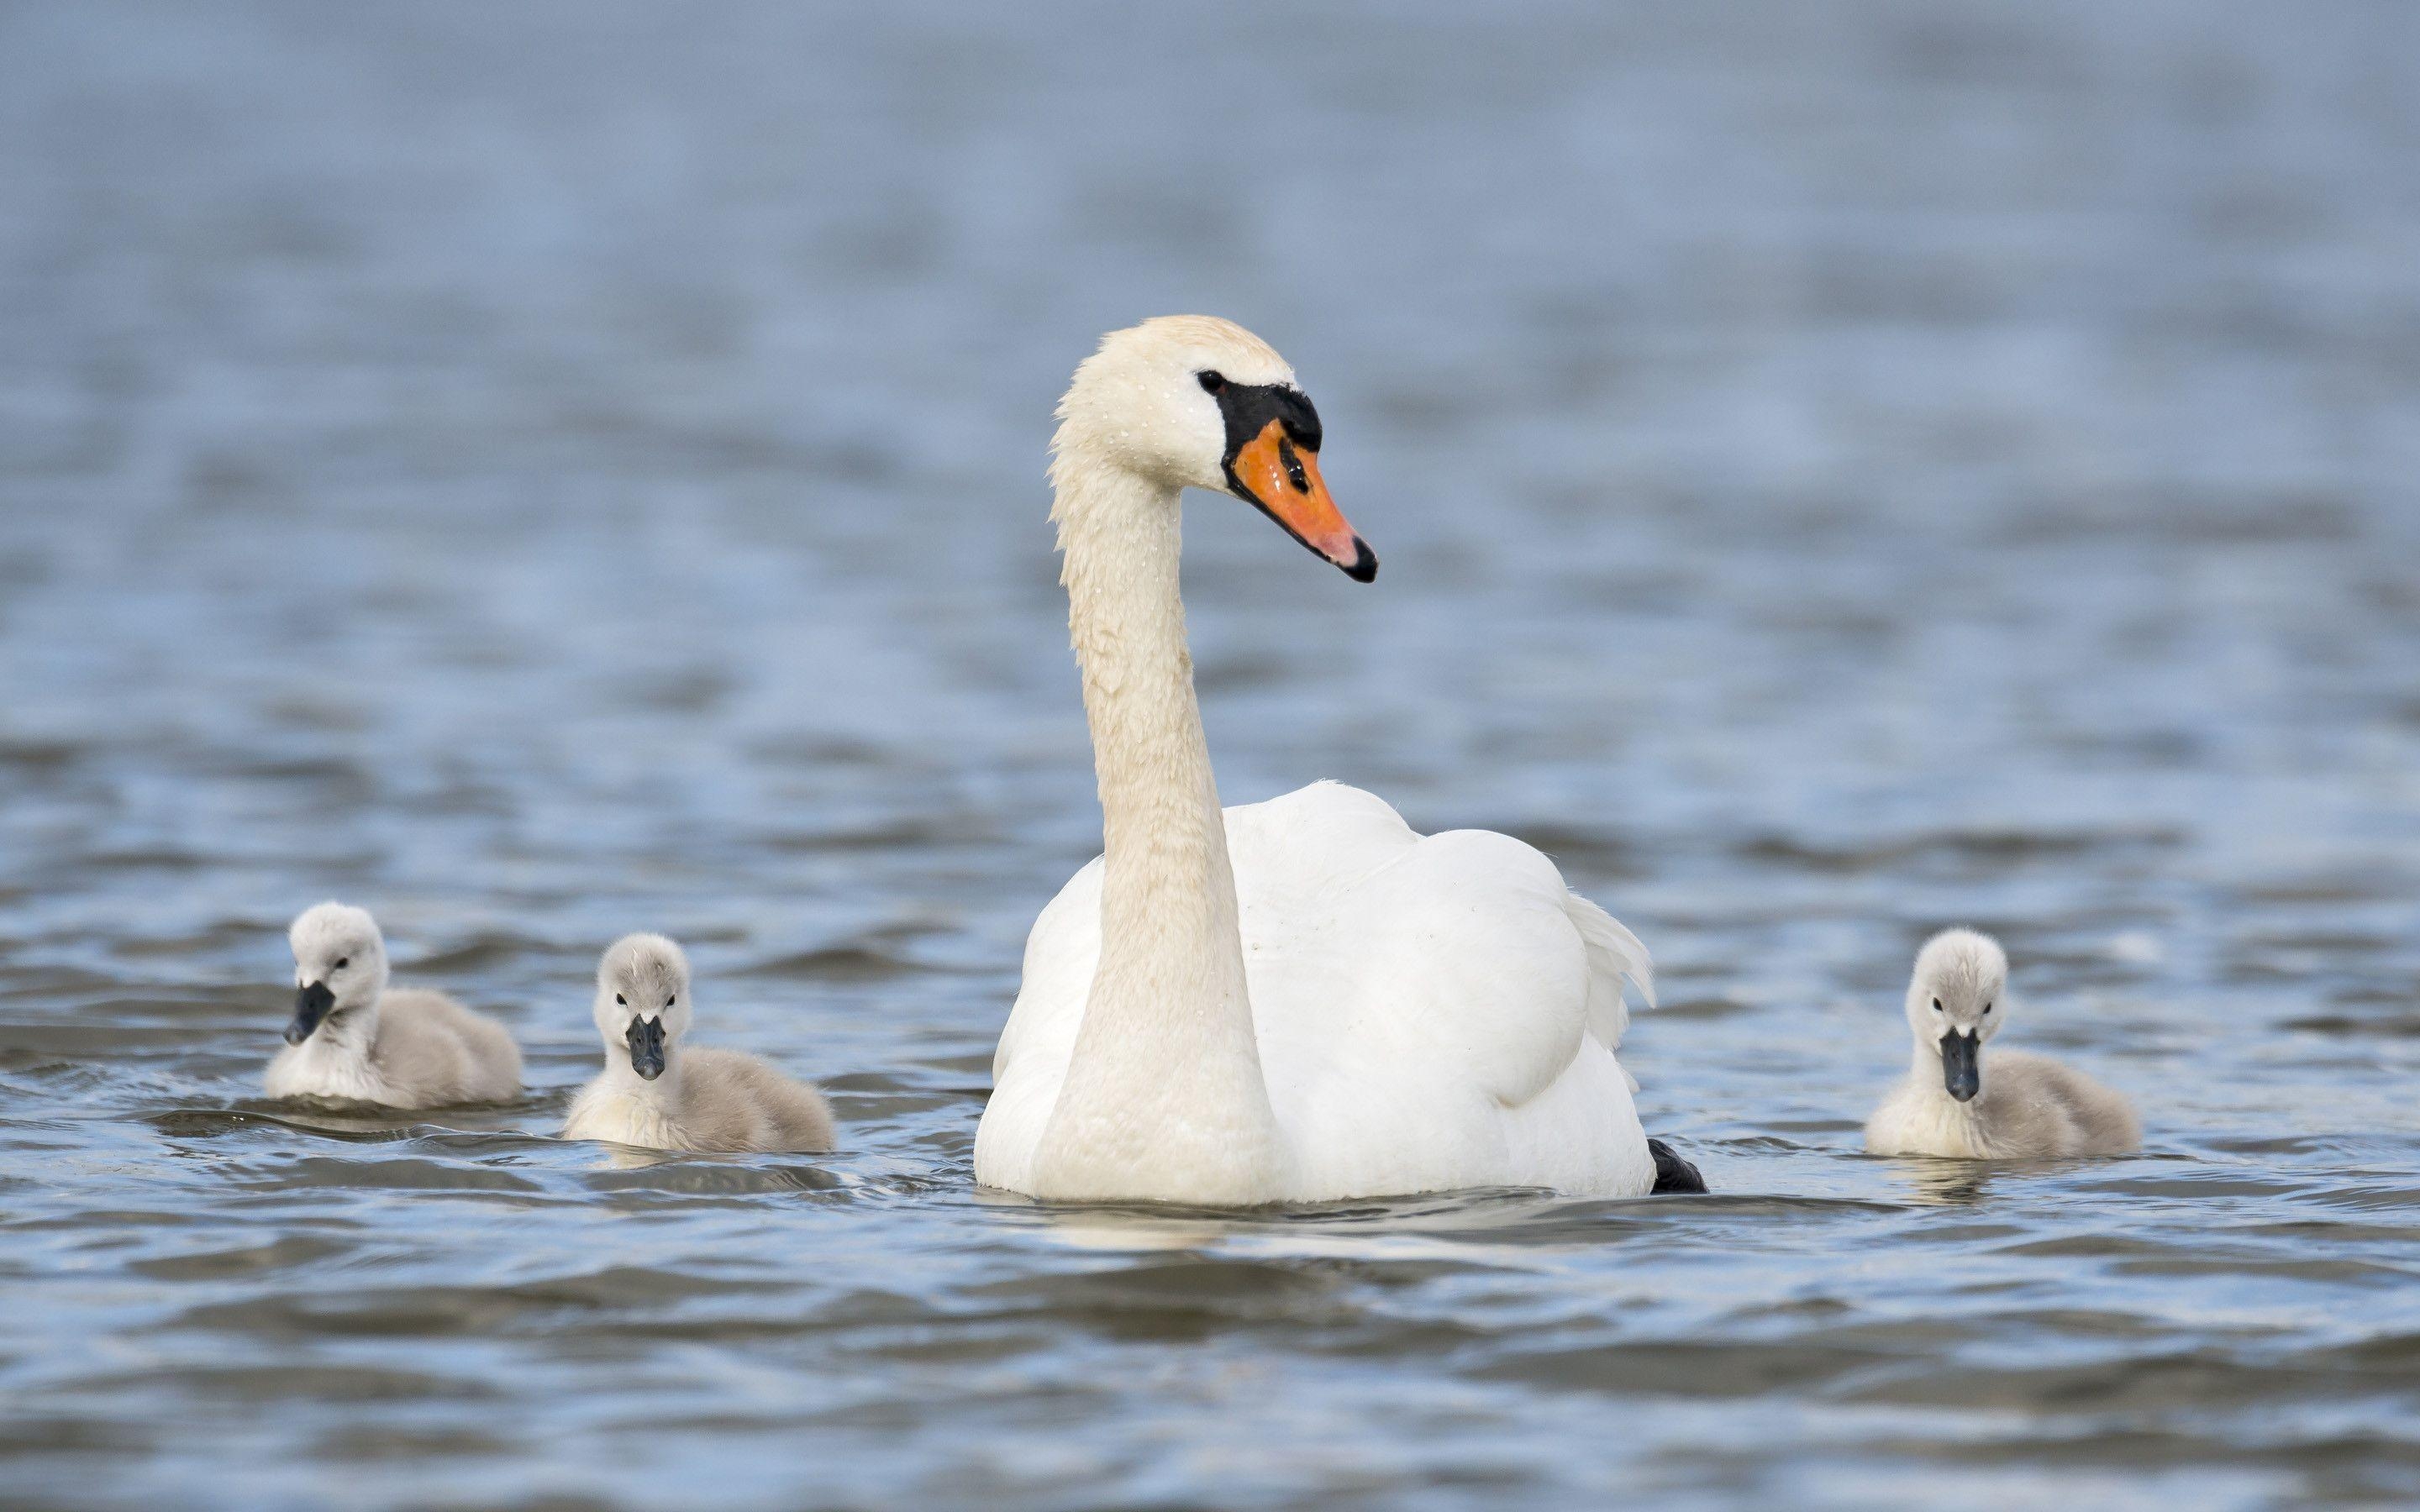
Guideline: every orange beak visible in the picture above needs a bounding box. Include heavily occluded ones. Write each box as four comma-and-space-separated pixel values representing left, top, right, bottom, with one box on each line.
1228, 419, 1376, 581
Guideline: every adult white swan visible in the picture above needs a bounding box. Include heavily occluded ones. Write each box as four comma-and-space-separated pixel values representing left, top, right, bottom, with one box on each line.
974, 316, 1697, 1205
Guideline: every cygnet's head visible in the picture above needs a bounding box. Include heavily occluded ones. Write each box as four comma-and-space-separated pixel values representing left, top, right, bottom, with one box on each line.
1905, 928, 2010, 1103
286, 902, 390, 1045
1054, 315, 1376, 581
595, 933, 692, 1081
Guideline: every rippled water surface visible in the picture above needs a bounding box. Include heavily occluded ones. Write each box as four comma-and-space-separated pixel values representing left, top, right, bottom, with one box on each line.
5, 3, 2420, 1507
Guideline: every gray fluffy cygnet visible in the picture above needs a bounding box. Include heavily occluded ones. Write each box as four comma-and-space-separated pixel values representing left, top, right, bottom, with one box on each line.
560, 933, 834, 1155
1865, 929, 2139, 1161
266, 902, 522, 1109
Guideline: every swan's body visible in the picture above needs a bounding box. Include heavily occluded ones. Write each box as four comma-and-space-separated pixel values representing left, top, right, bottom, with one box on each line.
982, 781, 1658, 1200
266, 903, 522, 1108
1865, 929, 2140, 1161
561, 934, 834, 1155
972, 317, 1671, 1205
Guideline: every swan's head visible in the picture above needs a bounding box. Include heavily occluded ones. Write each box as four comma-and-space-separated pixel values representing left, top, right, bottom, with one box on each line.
1905, 928, 2009, 1103
286, 902, 388, 1045
596, 932, 692, 1081
1055, 315, 1375, 581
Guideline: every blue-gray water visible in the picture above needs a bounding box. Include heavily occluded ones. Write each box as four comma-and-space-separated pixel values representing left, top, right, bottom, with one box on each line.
3, 3, 2418, 1507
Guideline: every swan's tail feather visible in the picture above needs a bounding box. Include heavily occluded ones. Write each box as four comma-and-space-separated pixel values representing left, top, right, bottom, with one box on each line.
1562, 892, 1655, 1056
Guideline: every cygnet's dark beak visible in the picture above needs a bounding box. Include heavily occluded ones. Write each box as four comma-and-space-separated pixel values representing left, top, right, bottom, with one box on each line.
285, 981, 336, 1046
1940, 1028, 1981, 1103
627, 1016, 667, 1080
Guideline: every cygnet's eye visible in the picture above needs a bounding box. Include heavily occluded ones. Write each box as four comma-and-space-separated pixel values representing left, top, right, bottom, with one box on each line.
1931, 998, 1943, 1011
615, 993, 626, 1005
1197, 370, 1226, 394
1982, 1001, 1993, 1014
334, 957, 349, 971
665, 995, 676, 1008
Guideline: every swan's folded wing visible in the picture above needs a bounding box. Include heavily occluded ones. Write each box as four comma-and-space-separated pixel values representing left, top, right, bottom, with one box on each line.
1228, 785, 1624, 1111
975, 857, 1106, 1190
1360, 827, 1599, 1109
989, 856, 1103, 1084
1228, 795, 1652, 1195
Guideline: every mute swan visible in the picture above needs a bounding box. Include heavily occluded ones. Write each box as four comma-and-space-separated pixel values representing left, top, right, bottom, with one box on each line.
266, 902, 523, 1107
561, 933, 835, 1154
973, 316, 1698, 1205
1865, 928, 2140, 1160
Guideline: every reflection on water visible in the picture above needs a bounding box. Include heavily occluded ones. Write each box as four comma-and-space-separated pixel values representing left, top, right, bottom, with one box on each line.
3, 1, 2419, 1507
1884, 1157, 2007, 1207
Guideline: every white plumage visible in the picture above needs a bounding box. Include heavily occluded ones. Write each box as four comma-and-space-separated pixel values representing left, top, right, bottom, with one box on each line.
981, 781, 1657, 1200
971, 317, 1666, 1204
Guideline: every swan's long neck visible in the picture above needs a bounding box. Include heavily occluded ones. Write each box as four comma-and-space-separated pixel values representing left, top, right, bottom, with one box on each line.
1030, 450, 1285, 1201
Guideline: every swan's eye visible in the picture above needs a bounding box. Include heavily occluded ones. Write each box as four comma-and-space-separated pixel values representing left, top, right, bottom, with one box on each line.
1931, 998, 1943, 1011
334, 957, 349, 971
665, 995, 676, 1008
615, 994, 626, 1005
1982, 1001, 1993, 1014
1197, 370, 1226, 394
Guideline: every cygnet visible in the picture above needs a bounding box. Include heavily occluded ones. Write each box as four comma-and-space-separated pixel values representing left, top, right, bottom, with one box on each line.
1865, 928, 2139, 1161
266, 902, 523, 1108
561, 933, 834, 1154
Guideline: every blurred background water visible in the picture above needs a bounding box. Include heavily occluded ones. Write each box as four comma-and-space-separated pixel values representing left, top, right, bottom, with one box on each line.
3, 2, 2418, 1507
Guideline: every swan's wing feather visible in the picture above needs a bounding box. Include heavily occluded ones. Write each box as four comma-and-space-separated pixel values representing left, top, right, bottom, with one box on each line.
1360, 826, 1595, 1108
1223, 784, 1655, 1195
1561, 890, 1655, 1052
990, 856, 1102, 1084
974, 857, 1104, 1190
1228, 784, 1645, 1108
